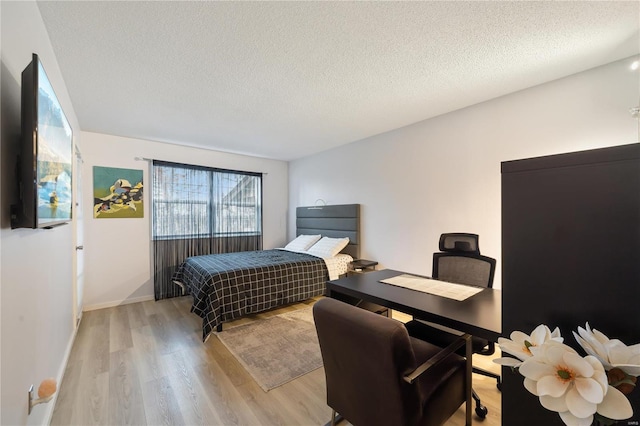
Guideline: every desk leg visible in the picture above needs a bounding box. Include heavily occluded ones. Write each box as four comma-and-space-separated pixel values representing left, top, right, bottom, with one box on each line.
464, 334, 472, 426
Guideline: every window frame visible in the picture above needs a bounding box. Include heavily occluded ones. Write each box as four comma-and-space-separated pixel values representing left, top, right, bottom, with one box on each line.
151, 160, 263, 241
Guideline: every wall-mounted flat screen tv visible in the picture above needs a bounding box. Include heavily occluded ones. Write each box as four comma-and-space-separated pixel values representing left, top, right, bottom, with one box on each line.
14, 53, 73, 229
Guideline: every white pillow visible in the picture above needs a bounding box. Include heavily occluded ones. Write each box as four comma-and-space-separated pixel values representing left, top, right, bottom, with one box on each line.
307, 237, 350, 258
284, 234, 322, 252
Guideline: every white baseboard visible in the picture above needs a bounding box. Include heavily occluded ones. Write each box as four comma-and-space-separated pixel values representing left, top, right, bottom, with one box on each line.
42, 311, 82, 425
83, 295, 155, 312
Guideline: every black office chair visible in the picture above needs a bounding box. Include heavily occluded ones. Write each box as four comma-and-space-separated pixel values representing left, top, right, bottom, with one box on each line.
405, 233, 500, 418
313, 297, 470, 426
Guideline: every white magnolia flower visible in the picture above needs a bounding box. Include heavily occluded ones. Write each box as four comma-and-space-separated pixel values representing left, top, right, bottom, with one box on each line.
494, 324, 563, 367
573, 322, 640, 377
519, 341, 632, 426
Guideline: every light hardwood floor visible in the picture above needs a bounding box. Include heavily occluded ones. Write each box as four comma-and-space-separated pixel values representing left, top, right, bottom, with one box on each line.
51, 296, 501, 425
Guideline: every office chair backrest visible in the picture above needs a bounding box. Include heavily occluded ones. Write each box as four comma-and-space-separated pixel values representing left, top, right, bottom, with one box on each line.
313, 298, 424, 426
434, 233, 496, 289
439, 233, 480, 254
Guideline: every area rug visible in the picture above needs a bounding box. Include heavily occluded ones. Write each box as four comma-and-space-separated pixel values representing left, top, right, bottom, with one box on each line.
216, 307, 322, 391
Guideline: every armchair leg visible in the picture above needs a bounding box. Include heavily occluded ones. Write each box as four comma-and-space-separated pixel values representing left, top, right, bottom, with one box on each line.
464, 335, 472, 426
324, 410, 344, 426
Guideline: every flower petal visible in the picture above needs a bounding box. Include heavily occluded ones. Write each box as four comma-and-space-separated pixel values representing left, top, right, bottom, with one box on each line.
592, 328, 611, 345
573, 332, 595, 356
537, 375, 570, 398
520, 359, 555, 381
493, 357, 522, 367
628, 342, 640, 354
509, 330, 530, 343
584, 355, 604, 373
607, 341, 632, 363
597, 386, 633, 420
523, 377, 538, 395
577, 327, 609, 361
612, 363, 640, 376
530, 324, 551, 345
591, 369, 608, 393
546, 344, 571, 365
574, 377, 604, 404
540, 394, 568, 412
565, 386, 597, 418
559, 411, 593, 426
499, 340, 531, 361
497, 337, 511, 345
563, 352, 594, 377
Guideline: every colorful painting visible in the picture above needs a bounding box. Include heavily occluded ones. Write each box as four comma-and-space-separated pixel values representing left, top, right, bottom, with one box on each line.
93, 166, 143, 218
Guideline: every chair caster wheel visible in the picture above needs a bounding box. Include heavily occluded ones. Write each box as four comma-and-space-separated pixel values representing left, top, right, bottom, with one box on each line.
475, 405, 488, 418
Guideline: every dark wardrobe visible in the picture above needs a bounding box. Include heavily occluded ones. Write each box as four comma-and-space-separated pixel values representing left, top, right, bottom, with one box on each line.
501, 143, 640, 425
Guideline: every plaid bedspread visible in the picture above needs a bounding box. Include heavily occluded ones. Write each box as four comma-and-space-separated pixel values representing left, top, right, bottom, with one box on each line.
172, 249, 328, 341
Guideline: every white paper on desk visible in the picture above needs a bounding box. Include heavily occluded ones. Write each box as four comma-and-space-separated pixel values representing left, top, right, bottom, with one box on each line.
379, 274, 483, 301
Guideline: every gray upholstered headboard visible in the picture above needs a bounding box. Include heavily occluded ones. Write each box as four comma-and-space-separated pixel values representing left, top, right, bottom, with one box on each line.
296, 204, 360, 258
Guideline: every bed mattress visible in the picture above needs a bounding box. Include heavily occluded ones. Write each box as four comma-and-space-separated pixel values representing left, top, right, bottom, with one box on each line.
172, 249, 329, 341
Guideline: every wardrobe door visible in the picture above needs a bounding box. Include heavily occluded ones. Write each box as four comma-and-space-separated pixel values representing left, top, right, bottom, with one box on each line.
501, 143, 640, 425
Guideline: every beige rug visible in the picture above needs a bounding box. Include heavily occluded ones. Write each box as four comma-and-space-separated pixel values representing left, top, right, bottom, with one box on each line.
216, 307, 322, 391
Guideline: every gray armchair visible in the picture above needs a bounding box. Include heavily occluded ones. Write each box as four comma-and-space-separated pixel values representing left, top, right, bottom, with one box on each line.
313, 297, 470, 426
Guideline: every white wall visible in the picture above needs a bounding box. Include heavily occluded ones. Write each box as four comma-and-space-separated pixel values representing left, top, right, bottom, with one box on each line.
1, 1, 82, 424
289, 56, 640, 289
81, 131, 289, 310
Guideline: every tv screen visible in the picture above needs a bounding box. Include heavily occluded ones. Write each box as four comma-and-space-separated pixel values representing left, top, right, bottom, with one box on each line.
15, 53, 73, 229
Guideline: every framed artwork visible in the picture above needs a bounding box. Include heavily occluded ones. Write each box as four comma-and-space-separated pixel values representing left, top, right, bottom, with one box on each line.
93, 166, 143, 218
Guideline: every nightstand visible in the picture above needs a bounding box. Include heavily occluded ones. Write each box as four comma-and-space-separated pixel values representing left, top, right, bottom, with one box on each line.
344, 259, 388, 317
350, 259, 378, 273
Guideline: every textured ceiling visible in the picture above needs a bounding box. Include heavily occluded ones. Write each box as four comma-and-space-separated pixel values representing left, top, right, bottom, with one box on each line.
38, 1, 639, 161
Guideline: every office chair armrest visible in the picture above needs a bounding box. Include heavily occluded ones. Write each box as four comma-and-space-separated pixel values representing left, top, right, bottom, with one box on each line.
403, 334, 471, 384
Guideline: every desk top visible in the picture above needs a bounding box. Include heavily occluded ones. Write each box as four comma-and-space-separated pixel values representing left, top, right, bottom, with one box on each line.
327, 269, 502, 342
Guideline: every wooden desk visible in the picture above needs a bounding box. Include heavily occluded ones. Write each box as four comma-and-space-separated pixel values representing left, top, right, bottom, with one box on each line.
326, 269, 501, 342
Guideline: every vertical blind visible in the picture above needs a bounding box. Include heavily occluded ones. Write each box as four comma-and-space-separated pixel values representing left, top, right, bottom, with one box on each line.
152, 160, 263, 300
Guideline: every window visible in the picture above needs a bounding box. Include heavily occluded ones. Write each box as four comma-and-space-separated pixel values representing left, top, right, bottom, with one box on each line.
152, 162, 262, 240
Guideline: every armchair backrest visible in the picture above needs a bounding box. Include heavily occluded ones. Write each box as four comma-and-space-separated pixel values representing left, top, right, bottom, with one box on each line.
433, 233, 496, 289
313, 297, 424, 426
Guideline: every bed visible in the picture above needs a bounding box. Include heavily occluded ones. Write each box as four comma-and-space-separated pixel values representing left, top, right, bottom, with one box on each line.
172, 204, 360, 341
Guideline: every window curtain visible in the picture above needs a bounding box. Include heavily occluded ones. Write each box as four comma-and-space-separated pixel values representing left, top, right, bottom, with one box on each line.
152, 161, 263, 300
